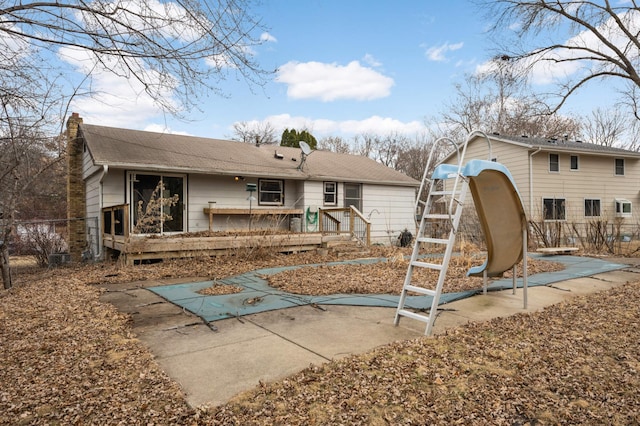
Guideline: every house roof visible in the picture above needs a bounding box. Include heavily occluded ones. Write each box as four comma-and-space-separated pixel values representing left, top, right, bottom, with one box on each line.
441, 132, 640, 163
80, 123, 419, 187
488, 134, 640, 157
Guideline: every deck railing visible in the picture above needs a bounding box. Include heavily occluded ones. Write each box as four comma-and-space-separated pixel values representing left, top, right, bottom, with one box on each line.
102, 204, 129, 240
319, 206, 371, 246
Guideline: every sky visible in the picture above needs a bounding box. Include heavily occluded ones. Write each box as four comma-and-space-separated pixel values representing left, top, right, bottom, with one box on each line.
66, 0, 616, 141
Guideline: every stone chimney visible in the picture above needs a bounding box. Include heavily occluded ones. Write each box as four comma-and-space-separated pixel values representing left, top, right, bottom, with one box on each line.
66, 112, 85, 262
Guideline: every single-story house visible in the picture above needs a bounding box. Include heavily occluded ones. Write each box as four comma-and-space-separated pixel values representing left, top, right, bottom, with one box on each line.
65, 113, 419, 260
440, 132, 640, 225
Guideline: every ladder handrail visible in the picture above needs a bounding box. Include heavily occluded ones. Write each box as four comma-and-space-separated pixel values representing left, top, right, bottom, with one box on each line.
415, 137, 463, 223
468, 130, 493, 161
444, 136, 470, 221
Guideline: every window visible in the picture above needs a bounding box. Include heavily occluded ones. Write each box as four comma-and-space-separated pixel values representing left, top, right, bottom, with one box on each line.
344, 183, 362, 211
543, 198, 566, 221
323, 182, 337, 205
570, 155, 579, 171
129, 173, 185, 234
584, 199, 601, 217
549, 153, 559, 172
615, 199, 632, 217
615, 158, 625, 176
259, 179, 284, 205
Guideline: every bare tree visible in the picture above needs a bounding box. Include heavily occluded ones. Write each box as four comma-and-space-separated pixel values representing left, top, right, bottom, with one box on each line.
1, 0, 270, 115
230, 121, 278, 146
440, 66, 581, 139
0, 108, 63, 289
0, 0, 269, 289
318, 136, 352, 154
395, 137, 434, 181
581, 107, 629, 147
483, 1, 640, 118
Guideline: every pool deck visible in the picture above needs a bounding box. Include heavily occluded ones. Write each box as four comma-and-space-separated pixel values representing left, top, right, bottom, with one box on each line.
99, 255, 640, 408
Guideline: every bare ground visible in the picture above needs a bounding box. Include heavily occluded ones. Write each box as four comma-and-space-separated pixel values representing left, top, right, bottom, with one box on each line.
1, 247, 639, 425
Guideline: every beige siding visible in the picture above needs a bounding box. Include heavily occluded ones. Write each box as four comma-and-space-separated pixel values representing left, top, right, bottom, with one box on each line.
530, 153, 640, 222
442, 137, 532, 215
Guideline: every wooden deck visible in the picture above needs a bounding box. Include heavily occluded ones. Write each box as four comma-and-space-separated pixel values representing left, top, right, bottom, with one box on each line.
101, 204, 369, 265
104, 232, 328, 265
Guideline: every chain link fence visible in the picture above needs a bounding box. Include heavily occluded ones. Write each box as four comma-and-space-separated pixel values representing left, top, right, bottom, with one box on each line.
10, 217, 99, 266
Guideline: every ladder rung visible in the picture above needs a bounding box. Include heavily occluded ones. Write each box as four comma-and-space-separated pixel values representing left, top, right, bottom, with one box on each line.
397, 309, 430, 323
430, 190, 460, 196
404, 285, 436, 296
411, 260, 443, 270
423, 213, 450, 220
417, 237, 449, 245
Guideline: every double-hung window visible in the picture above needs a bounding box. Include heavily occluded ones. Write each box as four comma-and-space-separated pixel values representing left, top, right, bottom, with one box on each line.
584, 199, 601, 217
259, 179, 284, 205
549, 153, 559, 172
615, 158, 625, 176
570, 155, 579, 171
324, 182, 337, 205
543, 198, 566, 221
344, 183, 362, 211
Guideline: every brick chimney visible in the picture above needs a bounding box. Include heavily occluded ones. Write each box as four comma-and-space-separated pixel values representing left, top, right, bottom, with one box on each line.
66, 112, 85, 262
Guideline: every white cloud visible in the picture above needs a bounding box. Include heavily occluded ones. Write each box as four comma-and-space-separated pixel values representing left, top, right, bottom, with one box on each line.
362, 53, 382, 67
232, 114, 426, 138
260, 32, 277, 43
275, 60, 394, 101
143, 123, 191, 135
424, 41, 464, 62
59, 46, 172, 128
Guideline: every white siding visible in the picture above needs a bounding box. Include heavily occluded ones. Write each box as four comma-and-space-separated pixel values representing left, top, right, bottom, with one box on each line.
85, 174, 101, 220
82, 148, 101, 179
363, 184, 416, 245
88, 168, 417, 243
188, 174, 305, 232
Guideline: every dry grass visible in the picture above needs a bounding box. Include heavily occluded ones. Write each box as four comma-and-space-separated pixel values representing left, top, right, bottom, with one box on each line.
1, 247, 639, 424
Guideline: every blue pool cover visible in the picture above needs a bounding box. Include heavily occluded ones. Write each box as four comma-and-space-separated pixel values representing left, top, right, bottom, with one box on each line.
148, 254, 626, 323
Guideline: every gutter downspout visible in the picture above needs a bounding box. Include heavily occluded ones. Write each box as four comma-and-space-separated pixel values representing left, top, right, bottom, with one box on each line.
97, 165, 108, 260
528, 147, 542, 218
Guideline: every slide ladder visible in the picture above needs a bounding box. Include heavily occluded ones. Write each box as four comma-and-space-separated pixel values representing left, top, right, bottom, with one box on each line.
394, 138, 468, 336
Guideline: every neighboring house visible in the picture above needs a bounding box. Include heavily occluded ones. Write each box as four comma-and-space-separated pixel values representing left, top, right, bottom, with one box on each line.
440, 133, 640, 225
66, 113, 419, 259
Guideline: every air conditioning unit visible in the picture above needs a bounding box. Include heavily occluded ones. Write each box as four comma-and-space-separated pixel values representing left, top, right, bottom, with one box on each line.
615, 199, 632, 218
48, 253, 71, 266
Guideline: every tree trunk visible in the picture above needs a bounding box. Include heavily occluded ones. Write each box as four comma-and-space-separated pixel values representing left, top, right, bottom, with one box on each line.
1, 243, 12, 289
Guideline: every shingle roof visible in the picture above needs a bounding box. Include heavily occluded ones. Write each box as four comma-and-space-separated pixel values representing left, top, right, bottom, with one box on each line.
80, 124, 419, 186
485, 133, 640, 157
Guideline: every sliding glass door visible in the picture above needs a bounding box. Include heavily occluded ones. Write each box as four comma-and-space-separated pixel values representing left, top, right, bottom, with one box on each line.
130, 173, 185, 234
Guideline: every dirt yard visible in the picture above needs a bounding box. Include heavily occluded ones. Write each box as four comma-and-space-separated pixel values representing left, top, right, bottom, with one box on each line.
1, 247, 639, 424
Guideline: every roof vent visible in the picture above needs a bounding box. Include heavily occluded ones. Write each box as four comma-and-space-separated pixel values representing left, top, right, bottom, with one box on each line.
492, 132, 500, 135
274, 151, 284, 159
521, 135, 528, 138
576, 140, 582, 143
